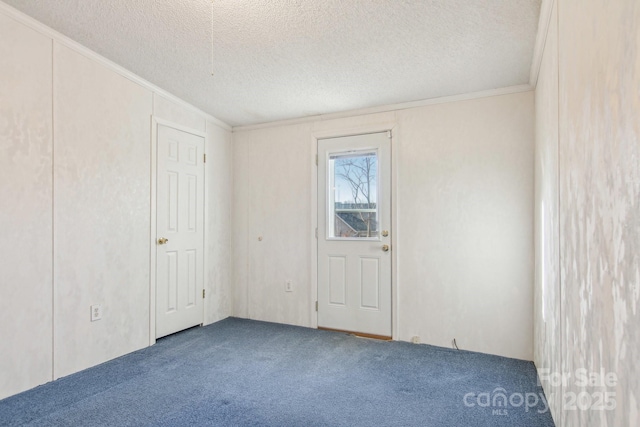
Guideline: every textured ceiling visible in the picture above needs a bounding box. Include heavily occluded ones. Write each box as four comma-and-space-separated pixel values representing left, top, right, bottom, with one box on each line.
4, 0, 541, 127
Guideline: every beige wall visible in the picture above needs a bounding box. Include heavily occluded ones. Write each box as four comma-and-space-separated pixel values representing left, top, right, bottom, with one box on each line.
0, 12, 53, 399
533, 0, 562, 421
558, 0, 640, 425
0, 9, 233, 399
233, 122, 314, 326
534, 0, 640, 425
205, 119, 234, 324
52, 43, 153, 379
233, 91, 535, 360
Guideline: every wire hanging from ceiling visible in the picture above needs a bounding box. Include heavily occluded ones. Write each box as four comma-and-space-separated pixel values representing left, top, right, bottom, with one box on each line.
210, 0, 214, 76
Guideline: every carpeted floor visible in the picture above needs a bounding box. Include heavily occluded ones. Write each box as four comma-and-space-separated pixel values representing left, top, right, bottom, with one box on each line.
0, 318, 555, 426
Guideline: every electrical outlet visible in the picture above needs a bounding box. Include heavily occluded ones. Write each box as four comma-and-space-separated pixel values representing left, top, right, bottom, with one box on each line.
285, 280, 293, 292
91, 304, 102, 322
411, 335, 420, 344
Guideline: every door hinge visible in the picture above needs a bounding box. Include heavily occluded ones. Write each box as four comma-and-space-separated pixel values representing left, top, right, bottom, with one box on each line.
203, 153, 207, 163
315, 154, 318, 165
315, 301, 318, 311
202, 289, 205, 299
387, 130, 392, 139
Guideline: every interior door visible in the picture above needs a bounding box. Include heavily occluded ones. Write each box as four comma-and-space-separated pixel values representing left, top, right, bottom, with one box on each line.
156, 124, 205, 339
317, 131, 392, 337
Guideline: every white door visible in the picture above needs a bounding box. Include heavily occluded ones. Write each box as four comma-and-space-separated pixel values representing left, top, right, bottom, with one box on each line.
156, 124, 205, 338
317, 131, 392, 337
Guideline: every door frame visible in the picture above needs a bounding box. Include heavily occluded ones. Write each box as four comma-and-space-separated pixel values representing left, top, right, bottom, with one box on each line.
149, 117, 207, 345
310, 122, 399, 340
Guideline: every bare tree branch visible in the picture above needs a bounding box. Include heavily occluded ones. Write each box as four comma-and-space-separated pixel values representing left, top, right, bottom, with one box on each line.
334, 155, 377, 237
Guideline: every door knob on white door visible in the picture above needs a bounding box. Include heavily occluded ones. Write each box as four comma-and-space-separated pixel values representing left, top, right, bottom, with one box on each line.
158, 237, 169, 245
382, 244, 390, 252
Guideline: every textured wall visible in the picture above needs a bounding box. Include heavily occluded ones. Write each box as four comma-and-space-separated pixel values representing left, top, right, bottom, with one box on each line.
233, 122, 314, 326
205, 119, 234, 324
396, 92, 534, 360
153, 93, 206, 133
558, 0, 640, 425
53, 43, 153, 378
0, 13, 53, 400
535, 0, 640, 425
0, 8, 233, 398
533, 0, 562, 421
233, 92, 535, 360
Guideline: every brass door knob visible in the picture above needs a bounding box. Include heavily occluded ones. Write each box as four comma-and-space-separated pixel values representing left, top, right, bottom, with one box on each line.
382, 244, 390, 252
381, 230, 389, 237
158, 237, 169, 245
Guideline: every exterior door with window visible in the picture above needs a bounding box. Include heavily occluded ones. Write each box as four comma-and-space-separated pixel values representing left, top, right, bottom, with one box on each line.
317, 131, 392, 337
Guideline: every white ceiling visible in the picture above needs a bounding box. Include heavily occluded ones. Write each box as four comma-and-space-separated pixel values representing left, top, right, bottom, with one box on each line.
4, 0, 542, 127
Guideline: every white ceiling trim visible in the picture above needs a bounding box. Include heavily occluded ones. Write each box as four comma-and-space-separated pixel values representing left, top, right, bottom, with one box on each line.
0, 1, 232, 131
233, 84, 533, 133
529, 0, 555, 87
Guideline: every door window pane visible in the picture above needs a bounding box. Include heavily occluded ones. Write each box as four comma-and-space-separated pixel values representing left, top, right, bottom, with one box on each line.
328, 151, 378, 238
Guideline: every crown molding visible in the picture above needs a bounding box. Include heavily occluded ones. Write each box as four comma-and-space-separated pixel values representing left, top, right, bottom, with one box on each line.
0, 1, 231, 131
234, 84, 533, 133
529, 0, 555, 87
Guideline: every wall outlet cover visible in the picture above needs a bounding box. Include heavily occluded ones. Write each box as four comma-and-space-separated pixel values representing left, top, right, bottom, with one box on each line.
91, 304, 102, 321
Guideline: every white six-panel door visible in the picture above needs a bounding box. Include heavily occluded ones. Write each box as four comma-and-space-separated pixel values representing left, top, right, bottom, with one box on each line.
317, 132, 392, 337
156, 124, 205, 339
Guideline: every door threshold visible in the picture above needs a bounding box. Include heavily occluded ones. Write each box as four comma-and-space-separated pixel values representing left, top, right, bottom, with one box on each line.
318, 326, 391, 341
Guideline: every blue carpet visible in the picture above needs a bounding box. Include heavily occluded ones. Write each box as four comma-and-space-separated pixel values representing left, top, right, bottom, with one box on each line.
0, 318, 555, 426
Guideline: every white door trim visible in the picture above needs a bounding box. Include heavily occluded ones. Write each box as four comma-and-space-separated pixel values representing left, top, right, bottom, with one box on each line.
149, 116, 207, 345
310, 122, 399, 340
